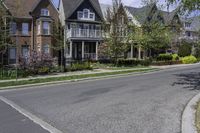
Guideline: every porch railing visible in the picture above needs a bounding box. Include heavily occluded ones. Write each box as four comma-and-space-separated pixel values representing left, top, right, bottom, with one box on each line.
67, 28, 102, 39
84, 53, 96, 60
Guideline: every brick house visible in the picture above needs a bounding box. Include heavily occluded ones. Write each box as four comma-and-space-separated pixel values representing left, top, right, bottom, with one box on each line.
3, 0, 59, 64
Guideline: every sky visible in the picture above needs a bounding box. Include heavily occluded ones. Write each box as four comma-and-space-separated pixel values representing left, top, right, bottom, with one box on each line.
52, 0, 178, 11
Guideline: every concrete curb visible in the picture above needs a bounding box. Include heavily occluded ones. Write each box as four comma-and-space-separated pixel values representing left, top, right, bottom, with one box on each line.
0, 69, 158, 91
182, 92, 200, 133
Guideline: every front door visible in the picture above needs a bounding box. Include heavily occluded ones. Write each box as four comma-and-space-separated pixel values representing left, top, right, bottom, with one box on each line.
72, 42, 82, 60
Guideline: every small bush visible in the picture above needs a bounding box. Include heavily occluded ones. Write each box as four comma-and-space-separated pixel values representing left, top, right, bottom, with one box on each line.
66, 62, 93, 72
156, 54, 173, 61
182, 56, 197, 64
178, 43, 192, 57
116, 59, 151, 67
172, 54, 179, 61
152, 61, 182, 66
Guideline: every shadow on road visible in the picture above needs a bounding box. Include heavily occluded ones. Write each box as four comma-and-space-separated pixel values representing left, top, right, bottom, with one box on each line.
172, 72, 200, 90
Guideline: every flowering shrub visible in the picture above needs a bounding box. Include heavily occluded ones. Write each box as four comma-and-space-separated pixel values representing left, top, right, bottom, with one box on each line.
19, 51, 53, 74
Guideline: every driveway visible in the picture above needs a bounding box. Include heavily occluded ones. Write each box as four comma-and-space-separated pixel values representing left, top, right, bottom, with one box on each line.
0, 64, 200, 133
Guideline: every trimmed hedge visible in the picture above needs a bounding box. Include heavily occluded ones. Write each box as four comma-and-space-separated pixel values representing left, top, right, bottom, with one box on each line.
151, 61, 182, 66
156, 54, 173, 61
117, 59, 152, 67
182, 56, 197, 64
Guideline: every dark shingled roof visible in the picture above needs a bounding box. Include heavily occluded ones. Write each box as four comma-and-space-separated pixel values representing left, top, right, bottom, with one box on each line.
184, 16, 200, 32
4, 0, 40, 18
125, 4, 178, 25
125, 4, 156, 24
62, 0, 103, 20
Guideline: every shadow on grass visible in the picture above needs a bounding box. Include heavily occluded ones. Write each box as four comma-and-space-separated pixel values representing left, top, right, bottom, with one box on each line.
172, 72, 200, 90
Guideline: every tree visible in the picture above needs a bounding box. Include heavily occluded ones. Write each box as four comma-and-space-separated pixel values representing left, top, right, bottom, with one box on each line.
167, 0, 200, 12
103, 0, 130, 62
52, 22, 65, 72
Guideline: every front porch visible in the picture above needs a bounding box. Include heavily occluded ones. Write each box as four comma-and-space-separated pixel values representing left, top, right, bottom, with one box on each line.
65, 41, 99, 61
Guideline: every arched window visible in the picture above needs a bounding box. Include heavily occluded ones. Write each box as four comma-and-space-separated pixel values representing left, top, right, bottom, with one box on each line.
83, 9, 89, 18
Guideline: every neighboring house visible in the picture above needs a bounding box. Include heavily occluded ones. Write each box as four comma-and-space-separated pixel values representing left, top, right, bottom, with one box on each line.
100, 3, 182, 59
59, 0, 104, 62
181, 16, 200, 43
3, 0, 59, 64
126, 4, 182, 56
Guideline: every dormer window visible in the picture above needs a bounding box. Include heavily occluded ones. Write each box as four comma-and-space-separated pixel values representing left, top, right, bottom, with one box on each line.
41, 9, 49, 16
185, 22, 191, 28
83, 9, 89, 18
77, 9, 95, 21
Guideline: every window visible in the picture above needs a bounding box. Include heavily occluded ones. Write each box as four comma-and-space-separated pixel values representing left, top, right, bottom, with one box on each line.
185, 23, 191, 28
22, 46, 29, 57
89, 13, 94, 19
10, 22, 16, 35
22, 23, 29, 35
41, 9, 49, 16
9, 48, 16, 60
77, 9, 95, 20
37, 22, 41, 35
186, 31, 191, 37
42, 22, 50, 35
78, 12, 83, 19
83, 9, 89, 18
43, 44, 50, 54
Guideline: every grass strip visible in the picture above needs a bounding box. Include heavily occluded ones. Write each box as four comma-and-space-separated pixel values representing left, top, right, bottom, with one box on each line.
0, 68, 156, 88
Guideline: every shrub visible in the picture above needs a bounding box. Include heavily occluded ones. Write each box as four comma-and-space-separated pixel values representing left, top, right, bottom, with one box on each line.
151, 61, 182, 66
38, 67, 50, 74
172, 54, 179, 61
178, 42, 192, 57
66, 61, 93, 72
156, 54, 173, 61
182, 56, 197, 64
116, 59, 151, 67
194, 47, 200, 58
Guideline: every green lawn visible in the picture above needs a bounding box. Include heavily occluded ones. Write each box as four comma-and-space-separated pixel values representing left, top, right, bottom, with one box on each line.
0, 68, 157, 89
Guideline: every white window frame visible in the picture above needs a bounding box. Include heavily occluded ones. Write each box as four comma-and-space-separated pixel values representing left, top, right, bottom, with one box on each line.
10, 22, 17, 35
22, 23, 29, 35
43, 44, 50, 54
77, 9, 95, 20
42, 22, 50, 35
37, 22, 41, 35
41, 8, 49, 16
21, 45, 29, 57
9, 48, 16, 60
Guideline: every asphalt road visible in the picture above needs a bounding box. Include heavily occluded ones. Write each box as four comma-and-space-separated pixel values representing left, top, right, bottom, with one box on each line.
1, 64, 200, 133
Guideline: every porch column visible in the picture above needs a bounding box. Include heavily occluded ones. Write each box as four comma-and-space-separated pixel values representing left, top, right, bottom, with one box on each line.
82, 41, 85, 60
96, 41, 99, 60
131, 44, 133, 59
138, 45, 141, 60
70, 41, 73, 58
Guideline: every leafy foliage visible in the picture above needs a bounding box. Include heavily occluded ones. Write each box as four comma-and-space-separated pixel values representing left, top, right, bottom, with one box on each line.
182, 55, 197, 64
156, 54, 173, 61
178, 42, 192, 57
103, 0, 129, 61
116, 59, 152, 66
167, 0, 200, 12
19, 51, 54, 74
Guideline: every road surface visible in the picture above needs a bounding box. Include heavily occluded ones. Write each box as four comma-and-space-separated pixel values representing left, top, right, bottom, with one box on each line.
0, 64, 200, 133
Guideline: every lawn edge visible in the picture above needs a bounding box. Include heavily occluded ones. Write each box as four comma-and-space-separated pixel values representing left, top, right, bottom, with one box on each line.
0, 68, 158, 90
